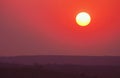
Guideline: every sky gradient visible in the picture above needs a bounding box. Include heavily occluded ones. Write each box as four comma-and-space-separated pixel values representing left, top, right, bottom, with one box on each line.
0, 0, 120, 56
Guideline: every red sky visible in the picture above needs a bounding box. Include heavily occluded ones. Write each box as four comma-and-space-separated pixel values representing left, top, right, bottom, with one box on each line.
0, 0, 120, 56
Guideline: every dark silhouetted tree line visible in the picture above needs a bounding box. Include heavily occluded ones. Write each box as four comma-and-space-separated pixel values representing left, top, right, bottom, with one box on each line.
0, 63, 98, 78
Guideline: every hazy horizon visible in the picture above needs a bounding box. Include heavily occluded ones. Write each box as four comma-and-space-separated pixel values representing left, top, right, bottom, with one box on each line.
0, 55, 120, 66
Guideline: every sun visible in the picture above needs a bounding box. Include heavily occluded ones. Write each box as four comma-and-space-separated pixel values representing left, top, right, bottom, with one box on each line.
76, 12, 91, 26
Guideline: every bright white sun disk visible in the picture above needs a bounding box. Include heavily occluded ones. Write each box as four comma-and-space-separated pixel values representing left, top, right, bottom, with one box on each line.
76, 12, 91, 26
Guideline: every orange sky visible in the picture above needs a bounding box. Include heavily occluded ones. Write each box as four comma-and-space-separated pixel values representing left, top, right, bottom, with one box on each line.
0, 0, 120, 56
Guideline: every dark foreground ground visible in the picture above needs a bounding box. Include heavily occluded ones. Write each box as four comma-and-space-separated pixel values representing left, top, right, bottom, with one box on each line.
0, 63, 120, 78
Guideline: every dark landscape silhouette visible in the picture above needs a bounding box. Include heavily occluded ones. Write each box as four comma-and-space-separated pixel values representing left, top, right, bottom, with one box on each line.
0, 55, 120, 78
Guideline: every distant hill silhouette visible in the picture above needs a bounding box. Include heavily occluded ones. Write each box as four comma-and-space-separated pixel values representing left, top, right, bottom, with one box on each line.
0, 56, 120, 78
0, 63, 100, 78
0, 55, 120, 65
